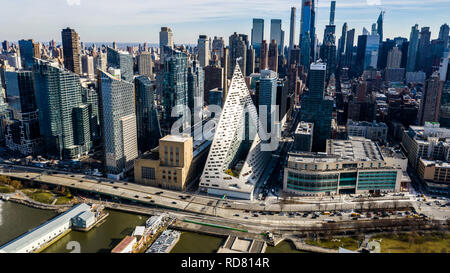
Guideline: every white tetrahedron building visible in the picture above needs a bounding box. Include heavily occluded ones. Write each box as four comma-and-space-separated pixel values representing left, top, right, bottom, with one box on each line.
200, 63, 271, 200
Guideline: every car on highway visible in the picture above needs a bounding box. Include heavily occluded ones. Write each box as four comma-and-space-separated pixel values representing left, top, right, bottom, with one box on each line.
113, 186, 119, 189
234, 214, 240, 217
172, 201, 177, 205
134, 195, 139, 198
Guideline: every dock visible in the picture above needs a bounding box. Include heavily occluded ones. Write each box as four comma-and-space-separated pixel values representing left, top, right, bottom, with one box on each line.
217, 235, 266, 253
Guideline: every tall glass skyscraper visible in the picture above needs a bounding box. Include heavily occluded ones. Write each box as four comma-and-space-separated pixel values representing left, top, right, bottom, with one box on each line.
252, 18, 264, 58
33, 59, 91, 159
299, 62, 333, 152
100, 69, 138, 179
406, 24, 420, 72
259, 70, 278, 133
162, 50, 189, 133
135, 76, 161, 153
270, 19, 283, 54
187, 62, 205, 126
107, 47, 133, 82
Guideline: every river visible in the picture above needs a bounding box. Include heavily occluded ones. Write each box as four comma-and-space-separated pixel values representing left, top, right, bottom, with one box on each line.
0, 201, 227, 253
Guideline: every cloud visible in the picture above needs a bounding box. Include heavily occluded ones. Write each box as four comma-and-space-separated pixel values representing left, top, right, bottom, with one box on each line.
66, 0, 81, 6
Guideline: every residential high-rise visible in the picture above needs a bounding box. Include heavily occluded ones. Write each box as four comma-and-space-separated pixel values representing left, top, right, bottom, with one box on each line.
406, 24, 420, 72
81, 55, 94, 78
135, 76, 161, 153
18, 39, 35, 69
33, 59, 91, 159
259, 70, 278, 132
107, 47, 133, 82
439, 23, 449, 48
137, 52, 153, 78
199, 64, 271, 200
259, 40, 269, 71
159, 27, 174, 49
61, 28, 81, 75
300, 0, 317, 63
289, 7, 296, 50
344, 28, 355, 68
270, 19, 283, 54
337, 23, 348, 67
320, 1, 337, 80
187, 62, 204, 126
197, 35, 210, 67
299, 62, 333, 152
416, 27, 432, 75
203, 65, 223, 104
162, 50, 189, 133
100, 69, 138, 179
228, 32, 247, 77
251, 18, 264, 57
377, 11, 384, 44
4, 70, 41, 155
212, 36, 225, 60
418, 72, 444, 125
439, 81, 450, 128
268, 40, 278, 73
386, 47, 402, 69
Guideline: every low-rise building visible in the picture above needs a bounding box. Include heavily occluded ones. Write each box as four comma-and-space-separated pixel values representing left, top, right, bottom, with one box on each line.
283, 138, 402, 196
111, 236, 136, 254
134, 134, 210, 191
347, 120, 388, 143
417, 158, 450, 196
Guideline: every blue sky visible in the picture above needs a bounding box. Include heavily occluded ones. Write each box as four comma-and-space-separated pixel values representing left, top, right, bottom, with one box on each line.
0, 0, 449, 45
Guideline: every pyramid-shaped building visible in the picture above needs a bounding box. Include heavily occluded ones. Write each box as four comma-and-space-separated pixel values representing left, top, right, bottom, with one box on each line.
199, 64, 271, 200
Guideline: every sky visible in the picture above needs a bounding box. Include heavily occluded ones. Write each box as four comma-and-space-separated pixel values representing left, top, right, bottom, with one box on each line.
0, 0, 449, 45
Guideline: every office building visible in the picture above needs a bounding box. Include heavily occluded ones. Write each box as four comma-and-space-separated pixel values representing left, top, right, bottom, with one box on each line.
299, 62, 333, 152
386, 47, 402, 69
251, 18, 264, 57
284, 138, 403, 196
406, 24, 420, 72
347, 120, 388, 143
199, 64, 271, 200
107, 47, 133, 82
99, 69, 138, 179
270, 19, 283, 54
197, 35, 210, 67
81, 55, 94, 78
259, 40, 268, 71
18, 39, 35, 69
228, 32, 247, 77
203, 65, 223, 104
159, 27, 174, 49
187, 62, 204, 126
61, 28, 81, 75
289, 7, 296, 50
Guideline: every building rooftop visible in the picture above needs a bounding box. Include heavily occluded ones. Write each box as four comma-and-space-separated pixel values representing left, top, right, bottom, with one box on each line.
327, 138, 383, 161
160, 134, 191, 143
295, 122, 313, 135
111, 236, 136, 253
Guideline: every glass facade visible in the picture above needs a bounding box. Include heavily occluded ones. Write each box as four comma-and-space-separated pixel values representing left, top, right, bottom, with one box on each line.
286, 172, 339, 193
357, 171, 397, 190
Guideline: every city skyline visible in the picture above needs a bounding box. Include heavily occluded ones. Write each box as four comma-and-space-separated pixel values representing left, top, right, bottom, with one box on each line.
1, 0, 449, 45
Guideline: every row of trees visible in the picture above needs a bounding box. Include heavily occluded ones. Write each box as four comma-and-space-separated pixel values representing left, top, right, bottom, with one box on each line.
0, 175, 23, 189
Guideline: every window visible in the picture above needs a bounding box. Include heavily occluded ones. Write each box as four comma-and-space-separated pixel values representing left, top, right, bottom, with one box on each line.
142, 167, 156, 180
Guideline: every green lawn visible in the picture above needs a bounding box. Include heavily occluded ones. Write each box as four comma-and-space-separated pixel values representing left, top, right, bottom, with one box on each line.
305, 236, 363, 251
0, 184, 15, 193
22, 189, 73, 205
372, 233, 450, 253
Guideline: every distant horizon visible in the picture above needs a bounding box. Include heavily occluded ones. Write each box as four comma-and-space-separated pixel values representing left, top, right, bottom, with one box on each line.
0, 0, 449, 46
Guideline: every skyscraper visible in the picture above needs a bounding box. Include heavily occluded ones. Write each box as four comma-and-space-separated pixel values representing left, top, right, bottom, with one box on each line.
406, 24, 420, 72
100, 69, 138, 179
187, 62, 204, 126
268, 40, 278, 73
337, 23, 348, 67
377, 11, 385, 44
18, 39, 35, 69
61, 28, 81, 75
416, 27, 432, 75
229, 32, 247, 77
418, 72, 443, 125
321, 1, 337, 80
260, 40, 269, 71
4, 70, 41, 155
81, 55, 94, 78
137, 52, 153, 78
289, 7, 296, 50
251, 18, 264, 57
107, 47, 133, 82
300, 0, 317, 63
162, 50, 189, 132
439, 23, 449, 48
344, 28, 355, 68
270, 19, 283, 54
135, 76, 161, 153
386, 47, 402, 69
259, 70, 278, 132
197, 35, 210, 67
299, 62, 333, 152
159, 27, 174, 49
33, 59, 91, 159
